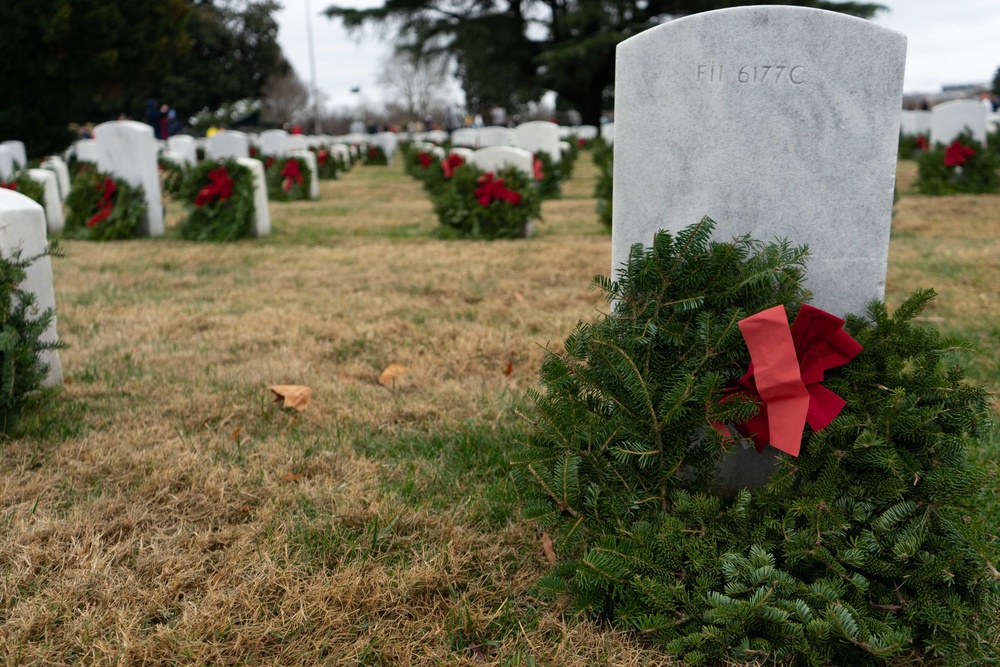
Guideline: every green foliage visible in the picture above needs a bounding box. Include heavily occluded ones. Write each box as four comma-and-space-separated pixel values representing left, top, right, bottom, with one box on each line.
513, 218, 998, 664
158, 157, 185, 196
1, 175, 46, 208
312, 147, 341, 180
179, 159, 255, 242
0, 244, 63, 436
363, 145, 388, 166
431, 164, 541, 239
265, 156, 313, 201
533, 152, 562, 200
64, 170, 146, 241
592, 140, 613, 230
897, 132, 928, 161
916, 130, 1000, 195
404, 146, 449, 194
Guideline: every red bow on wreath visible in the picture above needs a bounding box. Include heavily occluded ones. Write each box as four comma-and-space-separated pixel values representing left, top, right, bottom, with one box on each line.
368, 147, 379, 159
577, 138, 586, 148
0, 181, 17, 190
944, 140, 975, 167
317, 149, 329, 166
533, 157, 544, 181
281, 159, 303, 192
418, 152, 432, 169
265, 156, 275, 169
194, 167, 234, 207
441, 154, 464, 179
86, 177, 117, 228
914, 135, 929, 151
474, 173, 522, 207
723, 304, 862, 457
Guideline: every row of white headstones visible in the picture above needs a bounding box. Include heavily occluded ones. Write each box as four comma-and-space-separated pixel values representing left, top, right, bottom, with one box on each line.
900, 100, 999, 144
1, 6, 930, 490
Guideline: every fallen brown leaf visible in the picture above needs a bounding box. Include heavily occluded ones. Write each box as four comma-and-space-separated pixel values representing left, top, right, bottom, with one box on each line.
280, 473, 303, 483
505, 361, 513, 376
378, 363, 408, 387
512, 290, 525, 302
541, 532, 557, 564
230, 427, 242, 441
269, 385, 310, 411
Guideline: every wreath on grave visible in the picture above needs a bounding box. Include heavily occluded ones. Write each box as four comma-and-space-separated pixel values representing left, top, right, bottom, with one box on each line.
178, 159, 255, 242
363, 145, 388, 166
512, 217, 998, 666
915, 130, 1000, 195
431, 164, 541, 239
63, 169, 146, 241
311, 147, 340, 180
158, 157, 185, 196
897, 132, 929, 160
1, 174, 46, 208
264, 155, 312, 201
532, 152, 563, 200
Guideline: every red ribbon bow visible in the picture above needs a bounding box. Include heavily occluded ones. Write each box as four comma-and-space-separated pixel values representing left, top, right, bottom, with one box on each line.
441, 154, 464, 179
474, 173, 522, 207
281, 159, 303, 192
944, 140, 975, 167
317, 149, 329, 166
729, 304, 862, 457
86, 177, 117, 228
368, 147, 379, 159
194, 167, 234, 207
577, 138, 586, 148
418, 151, 432, 169
0, 181, 17, 190
533, 157, 544, 181
265, 156, 275, 169
914, 135, 929, 151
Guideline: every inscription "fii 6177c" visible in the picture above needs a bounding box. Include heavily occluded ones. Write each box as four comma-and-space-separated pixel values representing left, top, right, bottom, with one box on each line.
696, 65, 805, 84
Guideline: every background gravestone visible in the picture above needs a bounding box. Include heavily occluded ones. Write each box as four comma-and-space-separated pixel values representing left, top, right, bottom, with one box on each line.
74, 139, 98, 163
514, 121, 561, 161
477, 127, 516, 148
612, 6, 905, 489
206, 131, 250, 161
0, 189, 62, 387
94, 120, 164, 237
900, 110, 931, 136
0, 146, 15, 181
451, 128, 478, 148
235, 158, 271, 237
468, 146, 534, 177
930, 99, 987, 146
26, 169, 64, 233
259, 129, 288, 157
40, 157, 70, 200
0, 141, 27, 170
167, 135, 198, 167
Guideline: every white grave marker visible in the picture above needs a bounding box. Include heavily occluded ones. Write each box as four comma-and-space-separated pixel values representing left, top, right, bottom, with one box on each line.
167, 135, 198, 167
74, 139, 98, 163
613, 6, 905, 489
289, 149, 320, 199
0, 189, 62, 386
235, 158, 271, 236
26, 169, 64, 233
0, 141, 27, 170
206, 131, 250, 161
468, 146, 534, 177
94, 120, 164, 237
0, 146, 15, 182
930, 99, 987, 146
477, 126, 516, 148
514, 121, 561, 161
40, 157, 71, 200
451, 128, 478, 147
259, 129, 289, 157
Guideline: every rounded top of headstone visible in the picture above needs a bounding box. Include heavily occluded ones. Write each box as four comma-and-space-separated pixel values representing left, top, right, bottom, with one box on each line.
517, 120, 558, 130
94, 119, 155, 136
0, 188, 45, 216
933, 98, 987, 112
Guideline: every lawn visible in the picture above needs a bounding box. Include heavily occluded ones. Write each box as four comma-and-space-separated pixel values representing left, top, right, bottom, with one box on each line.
1, 154, 997, 665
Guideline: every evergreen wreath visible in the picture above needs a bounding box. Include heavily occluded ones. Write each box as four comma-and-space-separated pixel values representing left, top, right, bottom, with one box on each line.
363, 145, 388, 166
63, 169, 146, 241
405, 147, 449, 194
1, 174, 46, 208
592, 140, 613, 231
916, 130, 999, 195
897, 132, 929, 161
0, 243, 65, 436
312, 147, 341, 180
265, 156, 312, 201
513, 218, 997, 666
158, 157, 185, 196
533, 152, 563, 200
431, 164, 541, 239
179, 159, 256, 242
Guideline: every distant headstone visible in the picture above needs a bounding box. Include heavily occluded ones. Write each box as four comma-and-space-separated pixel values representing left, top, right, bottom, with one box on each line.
94, 120, 164, 237
574, 125, 598, 141
425, 130, 449, 145
930, 99, 987, 146
206, 131, 250, 160
75, 139, 99, 163
40, 157, 71, 200
477, 126, 516, 148
259, 129, 289, 157
160, 151, 186, 168
373, 132, 398, 162
451, 128, 479, 147
0, 141, 27, 170
289, 149, 320, 199
899, 110, 930, 136
467, 146, 534, 177
0, 189, 62, 386
613, 7, 905, 490
286, 134, 308, 152
449, 147, 474, 161
167, 135, 198, 167
600, 122, 615, 145
26, 169, 64, 233
350, 121, 366, 134
235, 158, 271, 236
514, 121, 561, 161
0, 146, 15, 182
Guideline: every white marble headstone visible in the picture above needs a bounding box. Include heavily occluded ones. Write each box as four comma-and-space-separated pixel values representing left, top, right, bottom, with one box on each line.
0, 189, 62, 386
451, 128, 478, 147
74, 139, 99, 163
0, 146, 15, 182
930, 99, 987, 146
477, 126, 516, 148
468, 146, 534, 177
235, 158, 271, 237
574, 125, 598, 141
449, 147, 474, 161
514, 121, 561, 161
26, 169, 64, 233
373, 132, 398, 161
206, 131, 250, 160
613, 7, 905, 491
40, 157, 70, 200
600, 122, 615, 145
259, 129, 289, 157
899, 110, 931, 137
167, 135, 198, 167
286, 135, 308, 152
94, 120, 164, 237
289, 149, 320, 199
0, 141, 27, 170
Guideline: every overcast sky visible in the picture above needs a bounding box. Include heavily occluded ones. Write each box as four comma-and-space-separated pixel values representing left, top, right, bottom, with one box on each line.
275, 0, 1000, 112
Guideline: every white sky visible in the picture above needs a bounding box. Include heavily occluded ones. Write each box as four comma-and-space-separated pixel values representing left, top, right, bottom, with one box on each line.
276, 0, 1000, 112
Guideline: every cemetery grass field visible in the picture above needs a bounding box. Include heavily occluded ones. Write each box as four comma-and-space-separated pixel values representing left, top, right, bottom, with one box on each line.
1, 155, 998, 665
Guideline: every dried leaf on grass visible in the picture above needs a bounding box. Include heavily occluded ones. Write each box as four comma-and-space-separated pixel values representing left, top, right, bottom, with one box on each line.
269, 385, 311, 411
280, 473, 304, 483
378, 363, 408, 387
469, 643, 487, 663
541, 532, 557, 564
505, 361, 514, 376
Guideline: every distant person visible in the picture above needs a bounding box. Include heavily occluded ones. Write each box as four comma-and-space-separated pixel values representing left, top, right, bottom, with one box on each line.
291, 124, 303, 135
919, 98, 930, 111
206, 125, 219, 137
489, 106, 506, 126
366, 119, 377, 134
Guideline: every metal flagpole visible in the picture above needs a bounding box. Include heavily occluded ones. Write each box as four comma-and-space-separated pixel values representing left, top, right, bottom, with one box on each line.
304, 0, 321, 134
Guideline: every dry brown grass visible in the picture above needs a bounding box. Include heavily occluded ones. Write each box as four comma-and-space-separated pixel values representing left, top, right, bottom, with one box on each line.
1, 155, 997, 665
